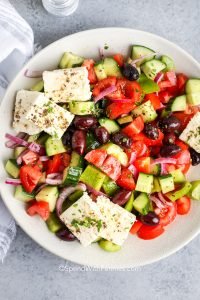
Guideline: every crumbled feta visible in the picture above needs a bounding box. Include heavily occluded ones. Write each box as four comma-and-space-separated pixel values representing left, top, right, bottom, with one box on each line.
43, 67, 92, 103
25, 92, 74, 139
180, 112, 200, 153
13, 90, 42, 135
96, 196, 136, 246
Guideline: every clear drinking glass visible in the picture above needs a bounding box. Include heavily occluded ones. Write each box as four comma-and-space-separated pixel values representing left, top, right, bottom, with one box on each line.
42, 0, 79, 16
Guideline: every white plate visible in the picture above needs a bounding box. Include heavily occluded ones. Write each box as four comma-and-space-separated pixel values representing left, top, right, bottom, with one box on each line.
1, 28, 200, 269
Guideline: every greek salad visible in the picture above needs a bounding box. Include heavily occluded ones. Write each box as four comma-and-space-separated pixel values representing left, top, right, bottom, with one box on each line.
4, 44, 200, 252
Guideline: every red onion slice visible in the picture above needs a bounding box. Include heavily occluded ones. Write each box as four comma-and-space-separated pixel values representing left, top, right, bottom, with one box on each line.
24, 69, 43, 78
154, 72, 164, 83
158, 192, 172, 206
40, 156, 49, 162
34, 183, 48, 194
45, 178, 63, 185
131, 52, 159, 65
128, 152, 137, 165
160, 163, 167, 175
5, 133, 28, 147
28, 142, 45, 155
86, 184, 108, 197
5, 132, 28, 149
128, 164, 138, 179
152, 158, 177, 165
150, 195, 165, 209
47, 173, 62, 179
94, 85, 117, 102
16, 149, 30, 165
5, 178, 21, 186
165, 71, 177, 86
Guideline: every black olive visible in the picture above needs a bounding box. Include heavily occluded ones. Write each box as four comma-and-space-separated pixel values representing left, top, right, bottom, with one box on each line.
160, 144, 181, 157
122, 63, 139, 81
163, 133, 176, 145
189, 148, 200, 166
111, 132, 132, 148
140, 212, 160, 226
158, 116, 181, 133
144, 123, 159, 140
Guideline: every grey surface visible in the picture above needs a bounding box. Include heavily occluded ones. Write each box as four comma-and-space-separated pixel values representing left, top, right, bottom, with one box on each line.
1, 0, 200, 299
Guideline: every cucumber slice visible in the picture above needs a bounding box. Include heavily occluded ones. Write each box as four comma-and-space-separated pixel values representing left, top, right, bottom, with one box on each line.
94, 62, 107, 80
45, 137, 66, 156
170, 169, 186, 183
124, 192, 134, 212
166, 182, 192, 201
151, 177, 161, 193
99, 117, 120, 133
69, 101, 95, 115
46, 213, 63, 233
102, 176, 119, 196
103, 58, 122, 77
131, 45, 155, 66
132, 100, 157, 122
117, 115, 133, 125
135, 173, 154, 194
161, 55, 175, 71
86, 132, 100, 151
141, 59, 166, 80
170, 95, 187, 112
70, 151, 84, 168
59, 52, 84, 69
14, 147, 26, 159
185, 79, 200, 94
138, 73, 160, 94
68, 190, 83, 202
187, 92, 200, 106
30, 80, 44, 92
159, 175, 174, 194
63, 166, 82, 186
98, 240, 121, 252
79, 165, 106, 191
36, 186, 59, 212
15, 185, 34, 202
5, 159, 20, 178
36, 133, 50, 145
133, 192, 150, 215
101, 142, 128, 167
189, 180, 200, 200
27, 133, 41, 142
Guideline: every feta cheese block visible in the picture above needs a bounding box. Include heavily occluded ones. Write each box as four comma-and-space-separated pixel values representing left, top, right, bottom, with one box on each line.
96, 196, 136, 246
13, 90, 43, 135
179, 112, 200, 153
43, 67, 92, 103
60, 192, 103, 247
25, 91, 74, 139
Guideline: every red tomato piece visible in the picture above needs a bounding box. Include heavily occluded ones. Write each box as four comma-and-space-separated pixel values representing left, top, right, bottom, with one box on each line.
134, 157, 151, 174
176, 73, 188, 94
177, 163, 191, 174
106, 79, 126, 100
92, 77, 117, 97
22, 150, 38, 165
46, 154, 63, 175
130, 220, 143, 235
125, 81, 143, 103
122, 116, 144, 137
82, 59, 97, 84
132, 130, 164, 146
100, 155, 121, 181
85, 149, 107, 167
113, 53, 124, 67
137, 224, 165, 240
106, 102, 136, 119
62, 153, 71, 168
20, 165, 42, 193
173, 112, 194, 131
159, 201, 177, 227
176, 196, 191, 215
159, 90, 173, 103
27, 201, 50, 221
174, 150, 191, 164
144, 93, 163, 110
175, 140, 188, 150
116, 168, 136, 190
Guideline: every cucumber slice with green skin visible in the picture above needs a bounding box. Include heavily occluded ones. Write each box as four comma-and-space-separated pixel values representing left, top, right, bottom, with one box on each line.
63, 166, 82, 186
187, 92, 200, 106
69, 151, 84, 168
98, 240, 121, 252
141, 59, 166, 80
45, 137, 66, 156
161, 55, 175, 71
132, 100, 157, 122
69, 101, 95, 115
135, 173, 154, 194
30, 80, 44, 92
170, 169, 186, 184
46, 213, 64, 233
170, 95, 187, 111
99, 118, 120, 134
68, 190, 84, 202
36, 186, 59, 212
138, 73, 160, 94
86, 132, 100, 152
5, 159, 20, 179
14, 147, 26, 159
101, 142, 128, 167
15, 185, 35, 202
150, 163, 161, 176
37, 133, 50, 145
27, 133, 41, 143
124, 192, 134, 212
166, 182, 192, 201
79, 165, 106, 191
159, 175, 174, 194
59, 52, 84, 69
94, 62, 107, 80
103, 58, 122, 77
151, 177, 161, 193
185, 79, 200, 94
117, 115, 133, 124
131, 45, 155, 66
102, 176, 120, 196
189, 180, 200, 200
133, 192, 150, 215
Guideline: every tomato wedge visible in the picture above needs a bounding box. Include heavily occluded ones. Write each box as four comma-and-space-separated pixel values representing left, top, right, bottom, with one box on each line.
27, 201, 50, 221
46, 154, 63, 175
145, 93, 163, 110
130, 220, 143, 235
20, 165, 42, 193
125, 81, 143, 103
92, 77, 117, 98
134, 157, 151, 174
116, 168, 135, 190
100, 155, 121, 181
85, 149, 107, 167
82, 59, 97, 84
122, 116, 144, 137
106, 102, 136, 119
62, 153, 71, 167
159, 202, 177, 227
137, 224, 165, 240
176, 73, 188, 94
176, 196, 191, 215
113, 53, 124, 67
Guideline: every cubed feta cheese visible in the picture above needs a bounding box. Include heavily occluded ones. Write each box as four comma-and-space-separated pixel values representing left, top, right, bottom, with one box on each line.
180, 112, 200, 153
60, 192, 103, 247
96, 196, 136, 246
13, 90, 42, 135
43, 67, 91, 103
25, 92, 74, 139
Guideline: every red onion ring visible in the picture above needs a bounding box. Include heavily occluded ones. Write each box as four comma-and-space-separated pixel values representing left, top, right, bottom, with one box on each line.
158, 192, 173, 206
94, 85, 117, 102
5, 133, 28, 147
5, 178, 21, 186
40, 156, 49, 162
152, 158, 177, 165
128, 164, 138, 179
45, 178, 63, 185
86, 184, 108, 197
154, 72, 164, 83
24, 69, 43, 78
47, 173, 62, 179
150, 195, 165, 209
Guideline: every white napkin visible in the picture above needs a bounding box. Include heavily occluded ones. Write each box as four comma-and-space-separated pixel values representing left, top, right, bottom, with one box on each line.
0, 0, 34, 261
